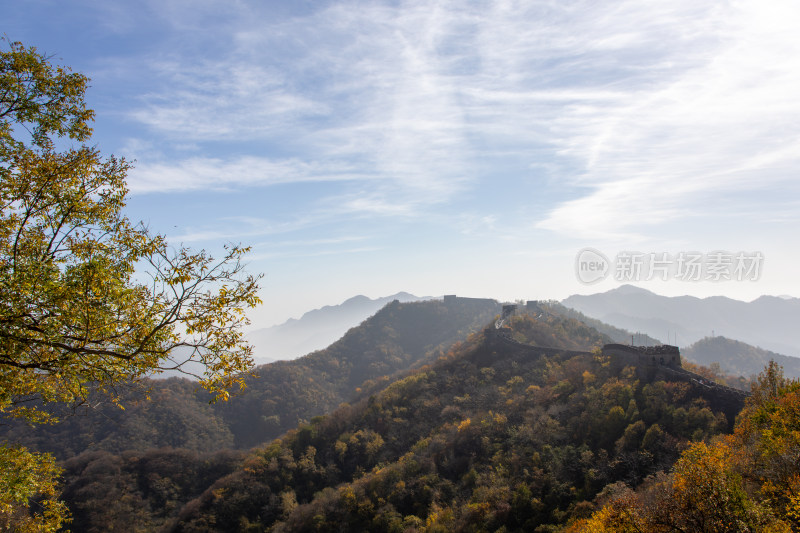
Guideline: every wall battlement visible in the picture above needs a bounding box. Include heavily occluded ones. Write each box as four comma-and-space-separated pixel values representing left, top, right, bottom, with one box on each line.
484, 325, 748, 427
443, 294, 498, 306
602, 343, 681, 369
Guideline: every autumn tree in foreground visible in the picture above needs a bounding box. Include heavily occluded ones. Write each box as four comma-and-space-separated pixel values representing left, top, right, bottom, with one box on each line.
0, 39, 261, 530
569, 361, 799, 532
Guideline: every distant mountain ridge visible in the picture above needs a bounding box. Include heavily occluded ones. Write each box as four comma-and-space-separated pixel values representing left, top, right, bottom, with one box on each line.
562, 285, 800, 357
546, 302, 661, 346
246, 292, 427, 362
683, 336, 800, 378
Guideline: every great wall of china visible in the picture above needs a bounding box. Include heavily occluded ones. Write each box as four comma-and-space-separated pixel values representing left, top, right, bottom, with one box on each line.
441, 295, 750, 426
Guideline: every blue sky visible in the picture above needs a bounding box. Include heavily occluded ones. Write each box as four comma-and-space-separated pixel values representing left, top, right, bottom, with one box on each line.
6, 0, 800, 327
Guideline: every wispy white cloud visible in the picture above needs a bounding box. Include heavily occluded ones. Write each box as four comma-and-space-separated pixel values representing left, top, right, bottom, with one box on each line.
124, 1, 482, 206
168, 213, 329, 244
249, 246, 382, 262
128, 156, 364, 193
119, 0, 800, 238
129, 61, 328, 140
534, 0, 800, 238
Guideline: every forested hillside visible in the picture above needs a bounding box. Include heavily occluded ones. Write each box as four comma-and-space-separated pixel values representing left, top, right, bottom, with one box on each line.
571, 361, 799, 531
682, 335, 800, 379
55, 312, 743, 532
169, 316, 739, 532
1, 298, 499, 458
216, 298, 501, 448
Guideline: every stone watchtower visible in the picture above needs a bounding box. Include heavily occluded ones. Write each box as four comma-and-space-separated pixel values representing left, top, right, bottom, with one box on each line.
602, 344, 681, 380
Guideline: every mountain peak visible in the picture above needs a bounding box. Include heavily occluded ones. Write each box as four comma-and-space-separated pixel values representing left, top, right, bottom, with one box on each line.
609, 284, 654, 295
247, 292, 425, 362
340, 295, 371, 306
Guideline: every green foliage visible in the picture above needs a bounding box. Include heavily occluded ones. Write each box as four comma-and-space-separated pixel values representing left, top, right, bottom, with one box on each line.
0, 39, 260, 527
0, 444, 69, 532
0, 299, 497, 459
574, 362, 800, 532
733, 361, 800, 526
58, 448, 244, 532
0, 298, 496, 531
504, 312, 612, 350
2, 297, 754, 532
213, 298, 498, 448
1, 379, 235, 460
0, 38, 261, 418
166, 316, 736, 532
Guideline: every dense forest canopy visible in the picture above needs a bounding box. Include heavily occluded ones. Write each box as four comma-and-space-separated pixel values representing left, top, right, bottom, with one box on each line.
46, 311, 761, 532
0, 298, 500, 459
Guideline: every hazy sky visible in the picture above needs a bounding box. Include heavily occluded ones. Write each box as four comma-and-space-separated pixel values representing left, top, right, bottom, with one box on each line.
7, 0, 800, 327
